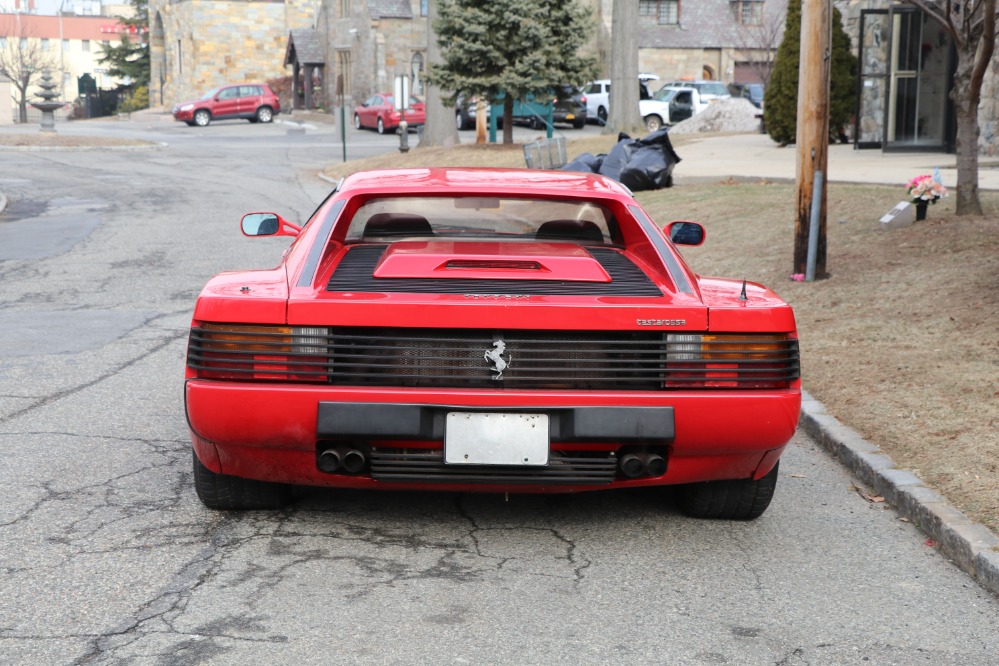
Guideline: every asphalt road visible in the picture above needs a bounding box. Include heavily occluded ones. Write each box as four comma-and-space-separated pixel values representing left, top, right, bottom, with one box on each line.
1, 117, 998, 665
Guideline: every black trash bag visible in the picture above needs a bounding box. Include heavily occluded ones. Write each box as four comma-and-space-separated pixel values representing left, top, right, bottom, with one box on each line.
597, 137, 639, 182
617, 128, 682, 191
562, 152, 604, 174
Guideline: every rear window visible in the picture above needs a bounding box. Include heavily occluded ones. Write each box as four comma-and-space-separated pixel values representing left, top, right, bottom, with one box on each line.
344, 196, 618, 244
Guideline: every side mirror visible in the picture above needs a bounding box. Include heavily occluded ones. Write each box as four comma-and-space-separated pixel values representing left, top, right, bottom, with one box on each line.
241, 212, 301, 238
665, 220, 705, 246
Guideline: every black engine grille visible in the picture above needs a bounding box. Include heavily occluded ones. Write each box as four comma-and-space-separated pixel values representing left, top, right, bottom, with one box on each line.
331, 329, 669, 390
370, 449, 617, 485
327, 245, 664, 296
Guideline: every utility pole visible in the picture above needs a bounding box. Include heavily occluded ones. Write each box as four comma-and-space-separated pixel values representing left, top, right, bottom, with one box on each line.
795, 0, 831, 278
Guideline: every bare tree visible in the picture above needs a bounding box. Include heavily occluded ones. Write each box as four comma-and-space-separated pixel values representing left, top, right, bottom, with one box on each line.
907, 0, 997, 215
420, 0, 459, 148
733, 3, 786, 87
0, 17, 59, 123
605, 0, 642, 135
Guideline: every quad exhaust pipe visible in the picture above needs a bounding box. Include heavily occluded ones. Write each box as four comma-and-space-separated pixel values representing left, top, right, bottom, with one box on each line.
618, 451, 667, 479
318, 446, 368, 474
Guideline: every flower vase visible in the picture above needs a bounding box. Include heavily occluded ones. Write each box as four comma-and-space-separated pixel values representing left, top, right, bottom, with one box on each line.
915, 201, 928, 221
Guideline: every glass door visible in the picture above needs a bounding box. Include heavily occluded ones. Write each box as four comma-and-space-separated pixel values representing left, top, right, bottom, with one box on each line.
885, 7, 951, 150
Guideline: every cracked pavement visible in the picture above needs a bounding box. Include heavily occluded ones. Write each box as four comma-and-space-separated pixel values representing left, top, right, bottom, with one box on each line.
2, 119, 999, 665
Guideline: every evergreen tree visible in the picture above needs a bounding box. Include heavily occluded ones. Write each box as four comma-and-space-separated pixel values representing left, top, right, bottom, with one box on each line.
426, 0, 597, 143
97, 0, 150, 90
764, 3, 856, 146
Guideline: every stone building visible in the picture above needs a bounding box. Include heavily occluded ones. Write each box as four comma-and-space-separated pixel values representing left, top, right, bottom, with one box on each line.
147, 0, 997, 156
147, 0, 318, 107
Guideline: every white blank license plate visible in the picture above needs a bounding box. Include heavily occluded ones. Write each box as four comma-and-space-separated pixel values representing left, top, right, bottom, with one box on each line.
445, 412, 549, 466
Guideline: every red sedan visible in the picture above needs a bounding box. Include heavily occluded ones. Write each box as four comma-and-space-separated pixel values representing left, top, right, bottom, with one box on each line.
352, 93, 426, 134
185, 168, 801, 518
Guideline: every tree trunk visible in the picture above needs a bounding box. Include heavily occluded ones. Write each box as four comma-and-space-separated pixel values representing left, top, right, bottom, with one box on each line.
503, 96, 514, 144
950, 43, 984, 215
420, 0, 459, 148
606, 0, 641, 135
18, 96, 28, 124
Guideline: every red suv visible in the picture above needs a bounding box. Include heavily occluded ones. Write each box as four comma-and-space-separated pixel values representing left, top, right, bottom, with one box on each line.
172, 84, 281, 127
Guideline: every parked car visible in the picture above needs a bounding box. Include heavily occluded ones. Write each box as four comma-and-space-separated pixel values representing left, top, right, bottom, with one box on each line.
185, 167, 802, 518
583, 74, 659, 124
353, 94, 426, 134
728, 82, 765, 108
639, 86, 711, 131
544, 83, 588, 129
172, 83, 280, 127
657, 80, 731, 103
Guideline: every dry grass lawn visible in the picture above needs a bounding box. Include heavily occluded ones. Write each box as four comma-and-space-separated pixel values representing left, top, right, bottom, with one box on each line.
323, 134, 999, 532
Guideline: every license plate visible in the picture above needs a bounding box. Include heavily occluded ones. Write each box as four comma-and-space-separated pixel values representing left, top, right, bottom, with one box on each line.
445, 412, 549, 466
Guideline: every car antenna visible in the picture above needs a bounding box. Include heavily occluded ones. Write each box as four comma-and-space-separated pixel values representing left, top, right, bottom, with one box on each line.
739, 278, 748, 301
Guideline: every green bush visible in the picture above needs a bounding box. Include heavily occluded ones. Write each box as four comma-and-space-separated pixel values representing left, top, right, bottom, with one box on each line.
119, 85, 149, 113
764, 5, 857, 146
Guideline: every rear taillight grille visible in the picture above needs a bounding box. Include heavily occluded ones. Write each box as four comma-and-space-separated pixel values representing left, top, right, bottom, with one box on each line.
187, 326, 799, 389
187, 324, 330, 382
663, 334, 800, 388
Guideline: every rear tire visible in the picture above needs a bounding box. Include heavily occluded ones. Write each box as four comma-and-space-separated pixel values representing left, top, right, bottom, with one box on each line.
644, 114, 663, 132
353, 113, 362, 130
597, 106, 607, 122
679, 461, 780, 520
256, 106, 273, 123
192, 450, 291, 510
377, 117, 385, 134
456, 110, 467, 131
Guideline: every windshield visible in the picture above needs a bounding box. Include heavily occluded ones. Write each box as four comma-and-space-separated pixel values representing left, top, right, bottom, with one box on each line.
652, 88, 678, 102
200, 88, 220, 100
698, 82, 730, 96
345, 196, 618, 244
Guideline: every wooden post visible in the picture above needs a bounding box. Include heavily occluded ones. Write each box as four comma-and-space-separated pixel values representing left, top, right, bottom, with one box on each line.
795, 0, 831, 277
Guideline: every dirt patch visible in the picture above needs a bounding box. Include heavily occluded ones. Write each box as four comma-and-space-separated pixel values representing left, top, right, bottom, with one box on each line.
640, 181, 999, 531
0, 133, 156, 148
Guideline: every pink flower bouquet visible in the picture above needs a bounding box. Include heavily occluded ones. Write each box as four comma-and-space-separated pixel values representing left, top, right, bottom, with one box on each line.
907, 174, 948, 203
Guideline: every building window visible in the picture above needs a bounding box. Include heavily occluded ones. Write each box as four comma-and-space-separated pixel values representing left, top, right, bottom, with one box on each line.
639, 0, 679, 25
733, 0, 764, 25
337, 50, 351, 98
177, 39, 182, 74
420, 0, 427, 16
411, 51, 424, 96
63, 39, 70, 51
339, 0, 350, 19
82, 40, 90, 52
41, 38, 50, 51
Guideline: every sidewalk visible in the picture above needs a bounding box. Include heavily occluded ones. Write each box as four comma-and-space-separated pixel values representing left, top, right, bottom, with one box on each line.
672, 132, 999, 190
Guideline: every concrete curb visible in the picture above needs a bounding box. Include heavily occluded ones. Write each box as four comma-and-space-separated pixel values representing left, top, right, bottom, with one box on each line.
800, 389, 999, 596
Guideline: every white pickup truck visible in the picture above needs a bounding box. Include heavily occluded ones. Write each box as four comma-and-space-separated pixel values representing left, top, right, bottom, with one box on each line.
638, 86, 710, 131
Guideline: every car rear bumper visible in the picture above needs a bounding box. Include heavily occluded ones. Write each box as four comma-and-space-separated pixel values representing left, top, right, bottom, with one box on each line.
186, 381, 800, 493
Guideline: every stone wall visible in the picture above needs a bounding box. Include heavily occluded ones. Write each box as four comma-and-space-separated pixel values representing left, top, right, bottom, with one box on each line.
149, 0, 316, 106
